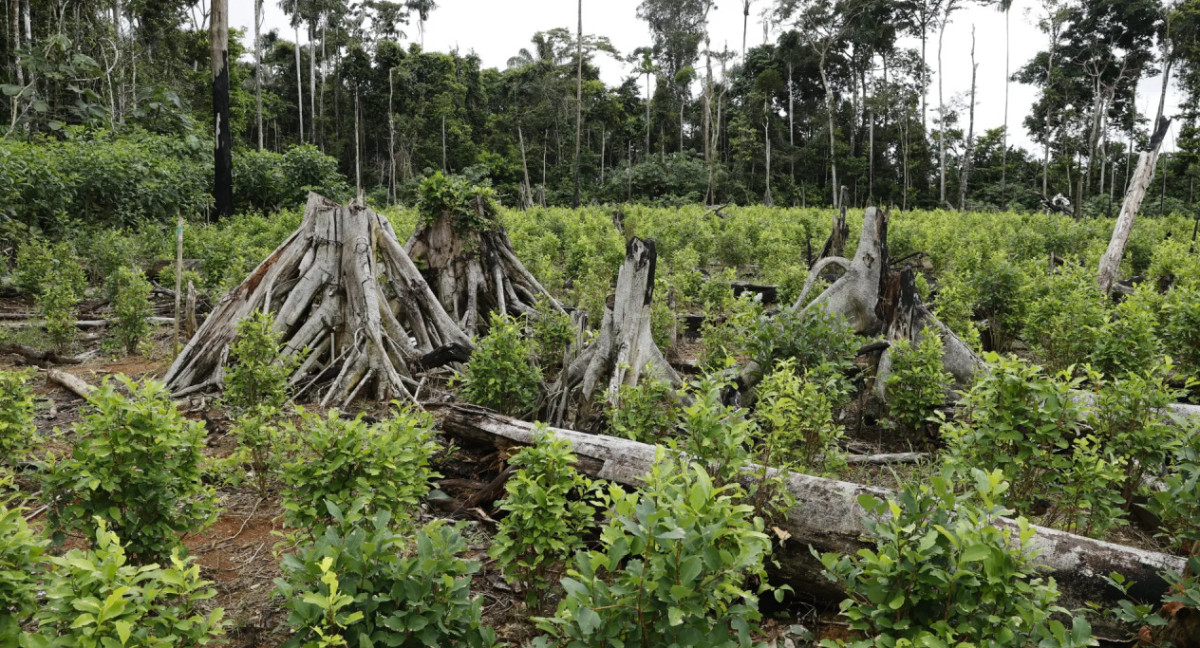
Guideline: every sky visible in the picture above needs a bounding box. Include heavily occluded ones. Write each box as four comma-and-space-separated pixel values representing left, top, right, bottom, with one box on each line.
228, 0, 1180, 153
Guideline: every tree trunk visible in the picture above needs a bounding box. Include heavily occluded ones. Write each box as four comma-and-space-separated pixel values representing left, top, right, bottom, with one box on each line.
937, 17, 948, 206
518, 125, 533, 209
1000, 7, 1009, 203
254, 0, 263, 150
763, 96, 773, 207
210, 0, 233, 219
1097, 118, 1171, 295
308, 20, 317, 146
433, 403, 1189, 622
959, 28, 977, 211
546, 237, 679, 428
294, 23, 304, 144
165, 194, 473, 406
819, 54, 838, 209
572, 0, 583, 208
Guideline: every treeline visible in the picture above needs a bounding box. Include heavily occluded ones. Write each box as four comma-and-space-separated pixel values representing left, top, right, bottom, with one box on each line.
4, 0, 1200, 217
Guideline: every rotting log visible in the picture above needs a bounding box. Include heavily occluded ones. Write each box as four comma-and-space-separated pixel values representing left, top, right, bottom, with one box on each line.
432, 402, 1187, 617
47, 369, 96, 399
545, 237, 680, 428
406, 205, 564, 336
0, 343, 84, 365
165, 193, 472, 406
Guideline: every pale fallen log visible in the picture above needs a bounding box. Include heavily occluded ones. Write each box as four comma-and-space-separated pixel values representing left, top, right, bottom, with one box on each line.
842, 451, 931, 466
46, 369, 96, 399
433, 403, 1187, 615
0, 317, 176, 330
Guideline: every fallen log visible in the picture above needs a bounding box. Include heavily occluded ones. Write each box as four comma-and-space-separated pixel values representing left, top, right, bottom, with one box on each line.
0, 317, 176, 330
432, 403, 1187, 617
731, 282, 778, 304
0, 343, 84, 365
843, 451, 931, 466
47, 369, 96, 399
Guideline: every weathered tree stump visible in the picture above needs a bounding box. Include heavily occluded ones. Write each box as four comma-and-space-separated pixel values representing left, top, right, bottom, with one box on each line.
546, 237, 679, 427
164, 193, 471, 406
405, 203, 563, 337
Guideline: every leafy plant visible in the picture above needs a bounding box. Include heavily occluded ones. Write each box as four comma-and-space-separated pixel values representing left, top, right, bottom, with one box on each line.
607, 372, 679, 442
0, 477, 47, 640
233, 405, 283, 497
1090, 287, 1161, 377
699, 294, 764, 371
417, 172, 499, 231
1163, 285, 1200, 382
536, 452, 776, 648
818, 468, 1094, 648
675, 372, 755, 485
1148, 423, 1200, 554
42, 377, 217, 563
14, 238, 86, 298
457, 313, 542, 417
755, 359, 845, 473
884, 331, 952, 433
279, 406, 440, 533
529, 297, 575, 373
1021, 266, 1106, 371
225, 309, 302, 412
491, 427, 599, 606
40, 279, 81, 353
748, 308, 858, 400
109, 265, 153, 354
27, 518, 226, 648
276, 507, 497, 648
0, 369, 37, 468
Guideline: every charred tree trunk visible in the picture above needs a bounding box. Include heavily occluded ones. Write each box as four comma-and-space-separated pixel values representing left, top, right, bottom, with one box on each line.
165, 194, 472, 406
405, 211, 564, 337
434, 403, 1187, 622
546, 237, 679, 428
210, 0, 233, 218
817, 187, 850, 261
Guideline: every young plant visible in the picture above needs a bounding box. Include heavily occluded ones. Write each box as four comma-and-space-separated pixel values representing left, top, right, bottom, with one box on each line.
537, 452, 777, 648
108, 265, 153, 354
818, 468, 1094, 648
529, 296, 575, 374
749, 307, 858, 401
1090, 286, 1162, 377
490, 426, 599, 606
31, 518, 226, 648
276, 507, 497, 648
606, 372, 679, 442
42, 377, 217, 563
755, 359, 845, 473
0, 477, 47, 638
233, 405, 282, 497
1148, 423, 1200, 555
1021, 266, 1106, 371
457, 313, 542, 417
0, 369, 37, 468
225, 309, 301, 412
884, 331, 952, 433
39, 280, 80, 354
279, 406, 440, 532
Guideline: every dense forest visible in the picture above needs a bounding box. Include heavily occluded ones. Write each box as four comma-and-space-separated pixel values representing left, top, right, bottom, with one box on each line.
5, 0, 1200, 223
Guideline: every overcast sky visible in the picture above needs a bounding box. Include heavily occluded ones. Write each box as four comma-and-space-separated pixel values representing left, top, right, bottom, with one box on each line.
228, 0, 1179, 153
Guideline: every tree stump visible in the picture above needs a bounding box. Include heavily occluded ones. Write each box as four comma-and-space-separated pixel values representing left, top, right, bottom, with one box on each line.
546, 237, 679, 427
164, 193, 472, 406
405, 207, 563, 337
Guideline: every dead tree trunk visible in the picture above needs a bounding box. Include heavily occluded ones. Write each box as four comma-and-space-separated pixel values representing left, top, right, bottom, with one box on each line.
165, 194, 472, 406
546, 237, 679, 428
433, 403, 1187, 621
816, 187, 850, 261
405, 211, 563, 337
1098, 117, 1172, 296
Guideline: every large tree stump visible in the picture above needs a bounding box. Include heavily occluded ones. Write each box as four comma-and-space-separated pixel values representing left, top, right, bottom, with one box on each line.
405, 208, 563, 336
164, 194, 472, 406
546, 237, 679, 427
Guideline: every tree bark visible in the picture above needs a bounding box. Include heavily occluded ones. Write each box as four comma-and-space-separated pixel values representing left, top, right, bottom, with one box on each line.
433, 403, 1188, 620
294, 23, 303, 144
959, 28, 977, 211
572, 0, 583, 208
210, 0, 233, 218
1097, 118, 1171, 296
254, 0, 263, 150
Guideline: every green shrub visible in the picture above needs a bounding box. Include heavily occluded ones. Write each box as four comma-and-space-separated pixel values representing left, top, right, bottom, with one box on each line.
698, 267, 737, 312
39, 280, 80, 353
607, 373, 679, 442
279, 407, 440, 532
42, 377, 217, 563
749, 308, 857, 400
276, 509, 497, 648
28, 519, 225, 648
15, 238, 85, 298
233, 405, 283, 497
457, 313, 542, 417
417, 172, 499, 231
1148, 425, 1200, 553
942, 354, 1123, 535
529, 298, 575, 373
0, 369, 37, 467
225, 309, 301, 412
234, 145, 350, 213
755, 359, 845, 473
109, 265, 154, 354
884, 331, 952, 432
0, 478, 47, 638
699, 294, 764, 371
536, 453, 776, 648
491, 427, 599, 605
1163, 285, 1200, 381
1090, 287, 1162, 377
1021, 266, 1107, 371
676, 373, 755, 485
818, 468, 1094, 648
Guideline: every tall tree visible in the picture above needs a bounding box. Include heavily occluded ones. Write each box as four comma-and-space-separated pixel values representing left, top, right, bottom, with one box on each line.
211, 0, 233, 218
255, 0, 264, 150
936, 0, 963, 207
573, 0, 583, 207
